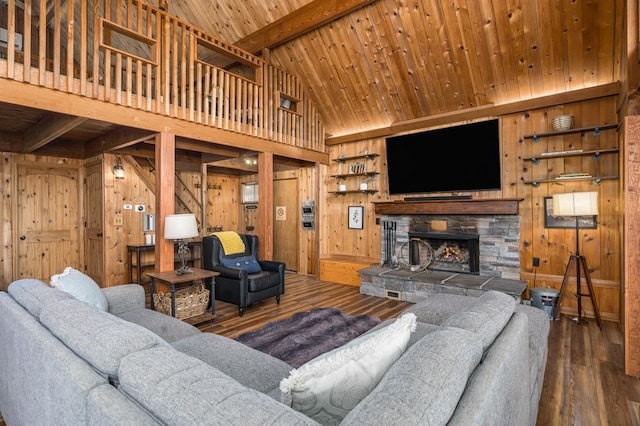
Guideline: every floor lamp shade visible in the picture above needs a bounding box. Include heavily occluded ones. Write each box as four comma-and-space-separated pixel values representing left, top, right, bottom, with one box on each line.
164, 214, 199, 240
552, 192, 598, 217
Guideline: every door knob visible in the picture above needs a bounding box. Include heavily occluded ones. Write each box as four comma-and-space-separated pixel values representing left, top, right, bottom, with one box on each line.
19, 235, 26, 240
97, 232, 103, 237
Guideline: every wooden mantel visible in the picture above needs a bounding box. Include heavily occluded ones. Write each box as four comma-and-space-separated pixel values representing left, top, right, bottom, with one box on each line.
373, 198, 523, 216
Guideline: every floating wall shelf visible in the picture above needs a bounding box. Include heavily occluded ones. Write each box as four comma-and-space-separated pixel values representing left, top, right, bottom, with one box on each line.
333, 153, 379, 162
524, 123, 618, 142
523, 175, 618, 187
330, 190, 379, 195
523, 148, 619, 164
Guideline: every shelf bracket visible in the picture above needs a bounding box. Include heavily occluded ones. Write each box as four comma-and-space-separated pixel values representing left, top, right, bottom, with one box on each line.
532, 135, 539, 143
531, 157, 540, 165
591, 152, 602, 160
591, 178, 603, 185
531, 181, 540, 188
592, 128, 601, 136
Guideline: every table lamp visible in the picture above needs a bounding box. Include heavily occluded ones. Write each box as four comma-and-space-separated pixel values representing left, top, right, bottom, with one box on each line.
164, 213, 199, 275
551, 191, 602, 328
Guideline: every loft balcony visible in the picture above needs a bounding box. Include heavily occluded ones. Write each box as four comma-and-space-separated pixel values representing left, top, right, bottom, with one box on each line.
0, 0, 326, 158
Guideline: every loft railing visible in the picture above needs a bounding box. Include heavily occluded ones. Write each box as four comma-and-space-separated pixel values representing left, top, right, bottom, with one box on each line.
0, 0, 326, 153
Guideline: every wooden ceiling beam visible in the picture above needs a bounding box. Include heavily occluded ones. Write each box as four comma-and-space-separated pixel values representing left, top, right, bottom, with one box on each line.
85, 127, 156, 157
22, 112, 87, 152
325, 82, 622, 145
234, 0, 377, 55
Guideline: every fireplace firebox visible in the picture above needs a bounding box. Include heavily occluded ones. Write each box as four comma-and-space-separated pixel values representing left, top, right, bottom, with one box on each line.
408, 232, 480, 274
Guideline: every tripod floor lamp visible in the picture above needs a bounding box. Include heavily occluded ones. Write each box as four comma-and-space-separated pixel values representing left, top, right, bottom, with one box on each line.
551, 191, 602, 329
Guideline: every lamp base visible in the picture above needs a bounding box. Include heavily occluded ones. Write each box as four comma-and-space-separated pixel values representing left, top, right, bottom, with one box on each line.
176, 266, 193, 275
553, 254, 603, 330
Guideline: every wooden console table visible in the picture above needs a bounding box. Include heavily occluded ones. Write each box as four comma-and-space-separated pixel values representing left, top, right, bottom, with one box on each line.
147, 268, 218, 325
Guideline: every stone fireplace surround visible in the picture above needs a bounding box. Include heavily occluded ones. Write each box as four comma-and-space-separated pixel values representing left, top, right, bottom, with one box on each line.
358, 199, 527, 302
387, 213, 521, 279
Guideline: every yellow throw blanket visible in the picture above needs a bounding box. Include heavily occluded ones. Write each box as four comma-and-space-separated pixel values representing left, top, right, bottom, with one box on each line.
212, 231, 246, 255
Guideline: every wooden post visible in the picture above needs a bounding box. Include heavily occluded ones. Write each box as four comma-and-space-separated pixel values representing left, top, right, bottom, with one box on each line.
155, 132, 175, 272
258, 152, 273, 260
625, 115, 640, 376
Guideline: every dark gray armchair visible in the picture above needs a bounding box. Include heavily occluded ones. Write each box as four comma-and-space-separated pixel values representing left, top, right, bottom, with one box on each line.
202, 233, 285, 317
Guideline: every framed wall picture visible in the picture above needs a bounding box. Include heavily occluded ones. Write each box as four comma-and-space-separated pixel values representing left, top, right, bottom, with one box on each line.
348, 206, 364, 230
543, 197, 597, 229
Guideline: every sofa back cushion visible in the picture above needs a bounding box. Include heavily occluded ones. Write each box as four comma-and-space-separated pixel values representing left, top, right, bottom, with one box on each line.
341, 327, 483, 426
118, 346, 319, 426
40, 299, 168, 379
441, 290, 516, 351
8, 278, 74, 317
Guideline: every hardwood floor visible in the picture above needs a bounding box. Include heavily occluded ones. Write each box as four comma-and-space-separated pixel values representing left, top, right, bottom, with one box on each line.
196, 273, 412, 339
198, 274, 640, 425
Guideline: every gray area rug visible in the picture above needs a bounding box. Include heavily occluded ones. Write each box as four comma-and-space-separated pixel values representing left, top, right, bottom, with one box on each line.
236, 307, 381, 368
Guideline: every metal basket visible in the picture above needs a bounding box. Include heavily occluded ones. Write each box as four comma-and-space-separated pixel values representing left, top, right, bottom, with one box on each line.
153, 283, 209, 320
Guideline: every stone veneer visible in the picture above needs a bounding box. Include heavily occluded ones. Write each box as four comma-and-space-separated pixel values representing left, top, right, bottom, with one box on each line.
381, 214, 521, 280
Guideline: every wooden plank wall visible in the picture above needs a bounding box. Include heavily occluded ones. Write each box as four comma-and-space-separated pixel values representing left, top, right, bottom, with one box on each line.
320, 96, 620, 321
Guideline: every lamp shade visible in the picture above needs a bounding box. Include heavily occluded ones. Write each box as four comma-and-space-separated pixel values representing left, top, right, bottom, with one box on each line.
164, 214, 199, 240
552, 191, 598, 217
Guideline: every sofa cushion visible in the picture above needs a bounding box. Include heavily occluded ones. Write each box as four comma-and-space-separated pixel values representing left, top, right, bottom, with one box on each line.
50, 267, 108, 311
221, 254, 262, 273
366, 318, 441, 349
280, 312, 417, 425
341, 327, 483, 426
40, 299, 168, 379
117, 309, 201, 343
405, 293, 477, 325
118, 346, 319, 426
441, 290, 516, 351
172, 333, 291, 394
102, 284, 146, 316
8, 278, 74, 317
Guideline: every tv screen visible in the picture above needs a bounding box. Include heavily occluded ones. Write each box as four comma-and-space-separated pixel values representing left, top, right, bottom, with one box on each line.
385, 119, 501, 195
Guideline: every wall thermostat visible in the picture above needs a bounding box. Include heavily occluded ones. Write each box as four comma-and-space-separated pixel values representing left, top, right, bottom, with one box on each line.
301, 200, 315, 230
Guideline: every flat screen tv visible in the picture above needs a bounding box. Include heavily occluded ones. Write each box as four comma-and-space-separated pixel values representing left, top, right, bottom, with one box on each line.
385, 119, 501, 195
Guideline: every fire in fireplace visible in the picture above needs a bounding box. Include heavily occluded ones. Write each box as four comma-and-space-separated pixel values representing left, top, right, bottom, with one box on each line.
408, 232, 480, 274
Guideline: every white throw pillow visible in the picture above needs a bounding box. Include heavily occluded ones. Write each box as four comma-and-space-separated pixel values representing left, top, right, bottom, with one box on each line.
280, 312, 417, 425
50, 267, 108, 312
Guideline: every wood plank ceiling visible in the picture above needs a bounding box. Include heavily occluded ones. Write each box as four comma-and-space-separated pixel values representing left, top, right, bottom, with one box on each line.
166, 0, 622, 139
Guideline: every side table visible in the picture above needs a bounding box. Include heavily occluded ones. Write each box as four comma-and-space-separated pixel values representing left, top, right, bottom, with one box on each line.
147, 268, 219, 324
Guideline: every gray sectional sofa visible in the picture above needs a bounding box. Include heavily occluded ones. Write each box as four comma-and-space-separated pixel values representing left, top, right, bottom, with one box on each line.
0, 278, 549, 425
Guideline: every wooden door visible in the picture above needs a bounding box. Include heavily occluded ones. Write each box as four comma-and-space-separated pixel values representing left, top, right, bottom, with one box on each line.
273, 178, 298, 271
15, 162, 82, 281
84, 161, 104, 285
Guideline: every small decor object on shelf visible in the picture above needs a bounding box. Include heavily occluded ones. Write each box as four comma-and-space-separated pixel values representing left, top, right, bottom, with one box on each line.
348, 206, 364, 229
164, 213, 199, 275
349, 163, 366, 174
552, 115, 575, 131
